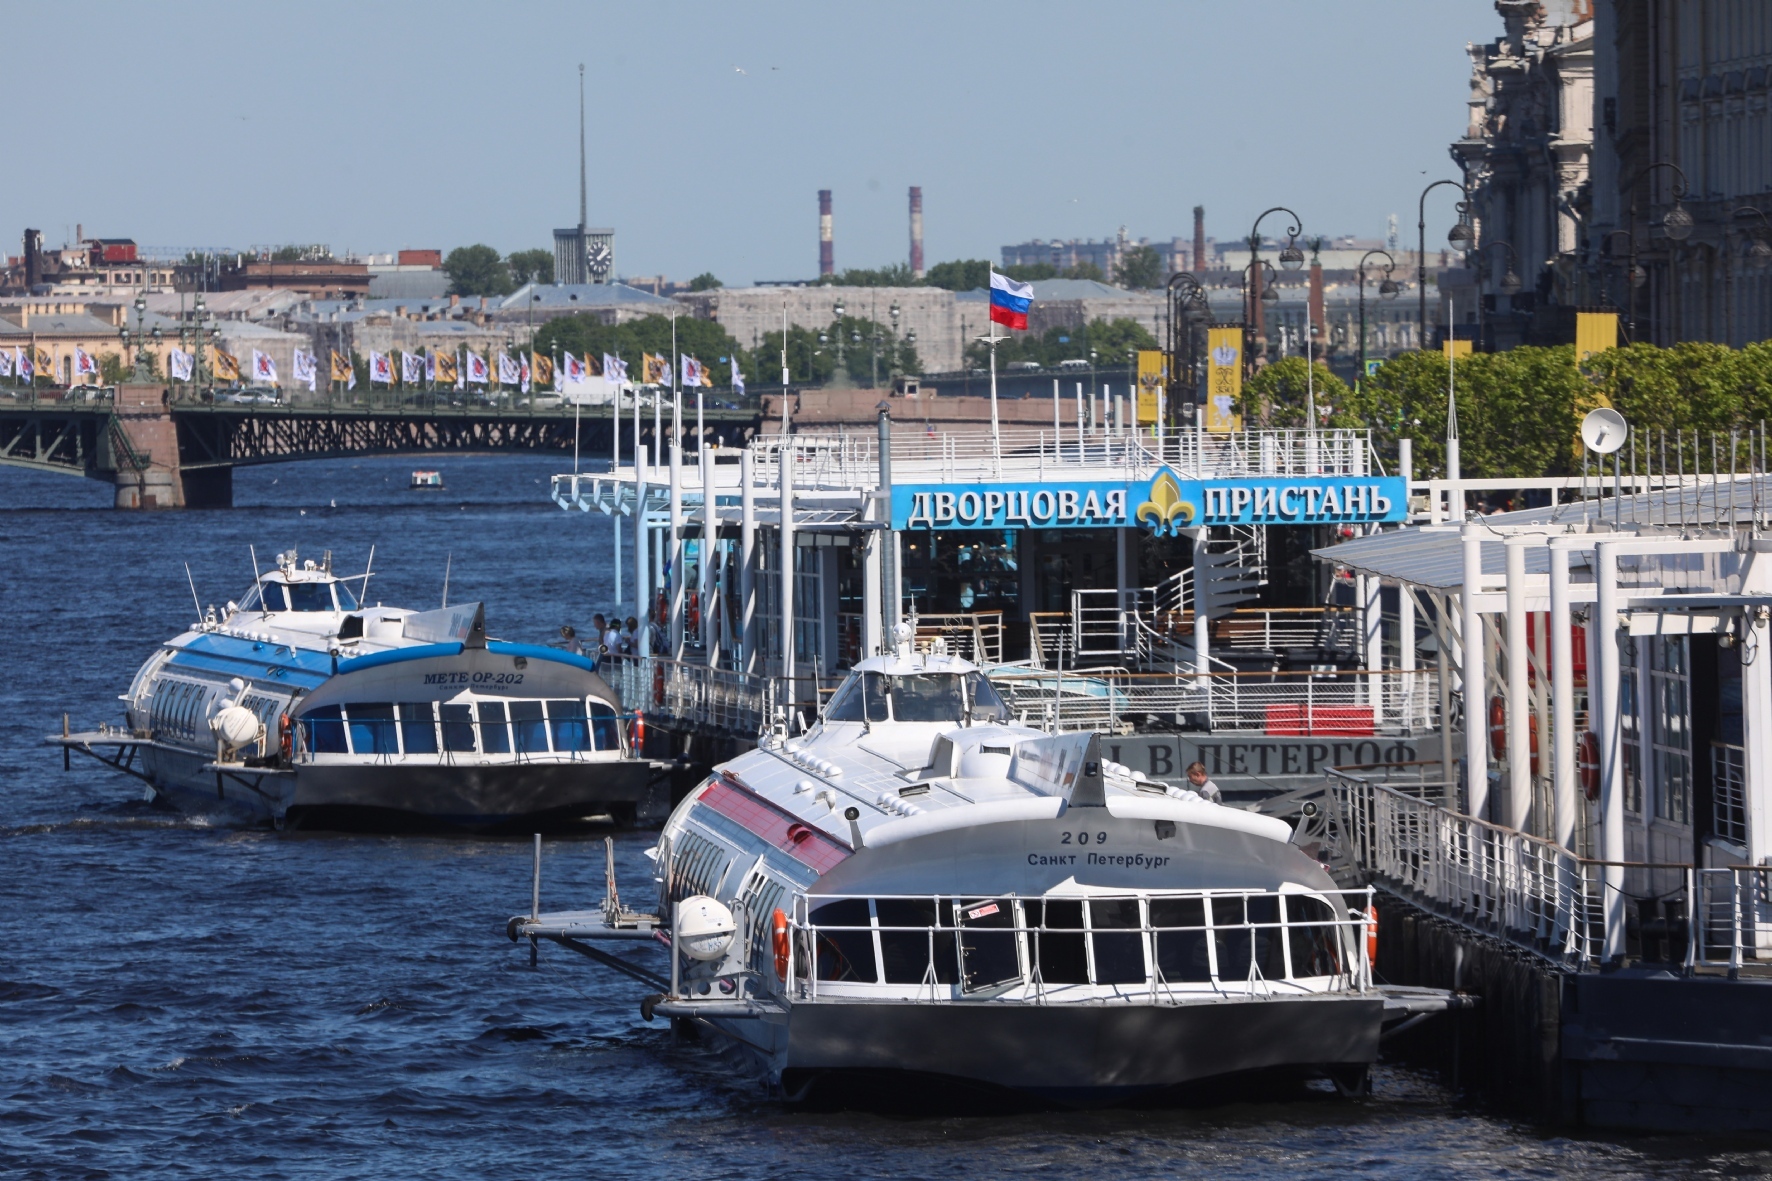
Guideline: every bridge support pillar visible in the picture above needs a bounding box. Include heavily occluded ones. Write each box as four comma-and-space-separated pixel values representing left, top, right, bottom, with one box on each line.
108, 383, 234, 509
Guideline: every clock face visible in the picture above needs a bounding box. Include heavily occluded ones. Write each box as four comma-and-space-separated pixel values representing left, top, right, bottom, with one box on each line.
587, 242, 612, 277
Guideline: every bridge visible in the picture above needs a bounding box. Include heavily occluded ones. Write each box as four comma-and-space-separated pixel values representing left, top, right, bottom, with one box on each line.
0, 385, 759, 508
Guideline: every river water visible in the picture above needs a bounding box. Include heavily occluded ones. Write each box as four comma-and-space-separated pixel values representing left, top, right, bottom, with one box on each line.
1, 455, 1765, 1179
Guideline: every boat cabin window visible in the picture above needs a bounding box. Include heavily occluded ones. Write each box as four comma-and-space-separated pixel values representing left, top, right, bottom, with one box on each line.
335, 582, 360, 610
440, 704, 476, 752
302, 704, 348, 754
300, 696, 614, 757
510, 700, 548, 754
809, 899, 878, 984
822, 673, 889, 723
589, 702, 620, 751
399, 702, 438, 754
345, 703, 397, 755
889, 674, 969, 723
826, 671, 1010, 725
284, 582, 336, 612
477, 702, 512, 753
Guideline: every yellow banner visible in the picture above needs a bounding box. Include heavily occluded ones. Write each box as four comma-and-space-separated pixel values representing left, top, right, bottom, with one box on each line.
1443, 339, 1473, 359
1204, 328, 1243, 433
329, 350, 352, 382
433, 351, 458, 384
213, 348, 240, 382
1575, 311, 1618, 363
531, 353, 554, 388
1135, 350, 1165, 425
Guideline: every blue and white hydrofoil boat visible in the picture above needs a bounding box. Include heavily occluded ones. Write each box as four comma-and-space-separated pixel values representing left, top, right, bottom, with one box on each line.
510, 633, 1453, 1107
53, 547, 662, 832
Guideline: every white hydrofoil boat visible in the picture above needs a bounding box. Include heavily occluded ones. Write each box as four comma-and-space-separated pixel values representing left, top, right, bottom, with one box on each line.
511, 633, 1451, 1106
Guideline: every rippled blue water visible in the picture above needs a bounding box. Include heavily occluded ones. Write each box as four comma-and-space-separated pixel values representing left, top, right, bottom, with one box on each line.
1, 455, 1765, 1179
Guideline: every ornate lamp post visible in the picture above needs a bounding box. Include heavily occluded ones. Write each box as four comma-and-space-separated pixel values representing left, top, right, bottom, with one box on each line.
1723, 205, 1772, 345
116, 294, 161, 383
1418, 180, 1473, 350
1622, 160, 1694, 343
1356, 249, 1399, 378
831, 300, 846, 383
1166, 272, 1211, 427
1245, 207, 1305, 373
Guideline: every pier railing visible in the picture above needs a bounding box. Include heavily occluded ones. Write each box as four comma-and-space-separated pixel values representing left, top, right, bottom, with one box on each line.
990, 667, 1439, 737
601, 656, 772, 737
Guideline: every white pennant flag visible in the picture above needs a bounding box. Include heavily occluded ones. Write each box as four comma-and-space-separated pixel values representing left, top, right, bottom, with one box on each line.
730, 355, 744, 395
168, 348, 193, 382
0, 348, 12, 378
467, 351, 489, 385
401, 352, 423, 385
291, 349, 317, 392
370, 351, 392, 385
251, 349, 278, 384
497, 352, 520, 386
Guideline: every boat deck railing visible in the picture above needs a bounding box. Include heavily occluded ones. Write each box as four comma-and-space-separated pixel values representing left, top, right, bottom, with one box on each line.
775, 886, 1375, 1003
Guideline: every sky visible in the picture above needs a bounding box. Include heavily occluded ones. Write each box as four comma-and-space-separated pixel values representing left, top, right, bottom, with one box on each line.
9, 1, 1498, 286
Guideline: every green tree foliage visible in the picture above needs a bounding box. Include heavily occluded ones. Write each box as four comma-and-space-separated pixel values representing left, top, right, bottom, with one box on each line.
443, 244, 514, 297
1243, 358, 1353, 429
270, 244, 330, 262
507, 249, 554, 287
923, 259, 992, 291
1112, 245, 1163, 290
819, 263, 917, 288
965, 317, 1159, 370
687, 272, 723, 292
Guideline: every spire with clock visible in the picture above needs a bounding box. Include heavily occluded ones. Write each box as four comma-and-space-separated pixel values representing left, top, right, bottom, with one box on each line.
553, 63, 615, 285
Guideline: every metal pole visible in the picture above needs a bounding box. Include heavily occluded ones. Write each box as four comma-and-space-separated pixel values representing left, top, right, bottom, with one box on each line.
877, 401, 896, 642
700, 444, 715, 657
1505, 537, 1531, 832
1461, 521, 1488, 819
1549, 541, 1576, 853
1595, 540, 1626, 961
669, 442, 685, 658
741, 447, 756, 675
780, 438, 796, 718
636, 444, 651, 657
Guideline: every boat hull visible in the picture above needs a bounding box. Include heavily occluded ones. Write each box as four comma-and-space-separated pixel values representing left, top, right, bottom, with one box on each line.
141, 746, 663, 832
713, 992, 1384, 1107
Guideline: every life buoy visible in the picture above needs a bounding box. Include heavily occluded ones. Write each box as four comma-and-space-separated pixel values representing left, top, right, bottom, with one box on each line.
771, 907, 790, 981
652, 661, 665, 707
1365, 904, 1379, 966
655, 588, 668, 627
1486, 695, 1541, 774
687, 591, 701, 636
1577, 730, 1601, 801
629, 711, 645, 756
278, 714, 293, 763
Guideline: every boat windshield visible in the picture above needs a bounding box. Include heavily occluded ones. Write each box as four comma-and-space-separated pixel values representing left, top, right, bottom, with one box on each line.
282, 581, 337, 612
825, 671, 1009, 724
335, 581, 359, 610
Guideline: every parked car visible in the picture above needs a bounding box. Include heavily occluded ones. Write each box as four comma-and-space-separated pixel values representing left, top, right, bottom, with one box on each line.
1057, 358, 1090, 370
1005, 361, 1043, 372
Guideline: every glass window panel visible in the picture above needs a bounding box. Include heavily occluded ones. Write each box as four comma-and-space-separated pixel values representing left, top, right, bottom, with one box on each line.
345, 703, 397, 755
809, 899, 877, 983
589, 702, 621, 752
823, 677, 864, 722
440, 703, 476, 752
1026, 899, 1088, 985
285, 582, 334, 612
303, 704, 347, 754
547, 699, 591, 752
1151, 896, 1213, 983
957, 897, 1020, 992
510, 700, 548, 753
477, 701, 511, 754
888, 674, 968, 723
399, 702, 438, 754
965, 672, 1010, 723
861, 673, 890, 723
1089, 898, 1146, 985
877, 897, 955, 985
335, 581, 359, 610
259, 584, 288, 612
1285, 895, 1343, 979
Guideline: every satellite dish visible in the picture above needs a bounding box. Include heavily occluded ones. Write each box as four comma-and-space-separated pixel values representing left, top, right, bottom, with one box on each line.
1581, 407, 1629, 455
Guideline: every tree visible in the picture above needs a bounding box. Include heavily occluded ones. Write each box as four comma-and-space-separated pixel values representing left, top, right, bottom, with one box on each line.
924, 259, 992, 291
1112, 245, 1163, 290
443, 244, 514, 297
507, 249, 554, 287
687, 272, 723, 292
1244, 357, 1352, 429
963, 316, 1158, 369
820, 263, 916, 287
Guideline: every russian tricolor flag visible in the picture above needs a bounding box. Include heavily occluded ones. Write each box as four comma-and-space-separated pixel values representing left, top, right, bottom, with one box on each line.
989, 271, 1033, 331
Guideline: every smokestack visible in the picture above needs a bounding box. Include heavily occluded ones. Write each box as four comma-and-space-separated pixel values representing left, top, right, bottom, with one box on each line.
818, 190, 834, 277
23, 229, 41, 290
909, 187, 924, 279
1192, 206, 1205, 272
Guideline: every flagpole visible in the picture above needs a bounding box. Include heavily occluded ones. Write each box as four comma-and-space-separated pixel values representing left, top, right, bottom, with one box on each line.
613, 359, 622, 607
780, 303, 789, 438
987, 270, 1002, 475
671, 313, 681, 447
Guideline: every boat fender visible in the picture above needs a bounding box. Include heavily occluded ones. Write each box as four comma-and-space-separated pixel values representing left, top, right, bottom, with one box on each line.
1365, 904, 1379, 966
1487, 696, 1506, 761
505, 916, 525, 942
771, 908, 791, 981
640, 992, 665, 1022
278, 714, 293, 764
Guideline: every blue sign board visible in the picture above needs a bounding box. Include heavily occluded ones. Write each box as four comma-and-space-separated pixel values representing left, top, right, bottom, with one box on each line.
891, 469, 1408, 533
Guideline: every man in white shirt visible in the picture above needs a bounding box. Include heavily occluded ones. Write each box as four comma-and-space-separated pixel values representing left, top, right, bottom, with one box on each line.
602, 615, 624, 658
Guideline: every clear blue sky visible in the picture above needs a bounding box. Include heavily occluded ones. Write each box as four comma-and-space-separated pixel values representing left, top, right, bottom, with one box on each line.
10, 1, 1496, 284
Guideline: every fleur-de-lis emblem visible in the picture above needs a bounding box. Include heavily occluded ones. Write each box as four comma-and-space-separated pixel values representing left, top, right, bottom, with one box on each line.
1136, 469, 1196, 536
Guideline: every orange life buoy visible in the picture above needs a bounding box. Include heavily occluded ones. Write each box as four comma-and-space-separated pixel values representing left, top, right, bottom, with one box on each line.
629, 711, 645, 756
278, 714, 293, 763
687, 590, 700, 636
771, 907, 790, 981
1365, 904, 1379, 966
1486, 695, 1541, 774
1577, 730, 1601, 801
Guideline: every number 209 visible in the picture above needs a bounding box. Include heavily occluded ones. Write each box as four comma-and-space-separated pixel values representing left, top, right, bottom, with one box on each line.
1060, 831, 1107, 846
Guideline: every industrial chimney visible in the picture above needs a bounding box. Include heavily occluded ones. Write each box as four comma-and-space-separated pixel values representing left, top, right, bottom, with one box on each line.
909, 187, 924, 279
1192, 206, 1205, 272
818, 190, 834, 277
23, 229, 42, 290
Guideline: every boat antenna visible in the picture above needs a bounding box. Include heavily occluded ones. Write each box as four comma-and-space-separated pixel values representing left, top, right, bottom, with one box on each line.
249, 543, 263, 588
441, 552, 452, 608
356, 544, 376, 598
183, 562, 203, 623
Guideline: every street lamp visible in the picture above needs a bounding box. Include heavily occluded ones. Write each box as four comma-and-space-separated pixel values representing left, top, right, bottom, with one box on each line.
831, 300, 847, 384
1167, 272, 1211, 427
1417, 179, 1472, 351
1356, 249, 1397, 379
1621, 160, 1694, 343
1246, 208, 1305, 368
